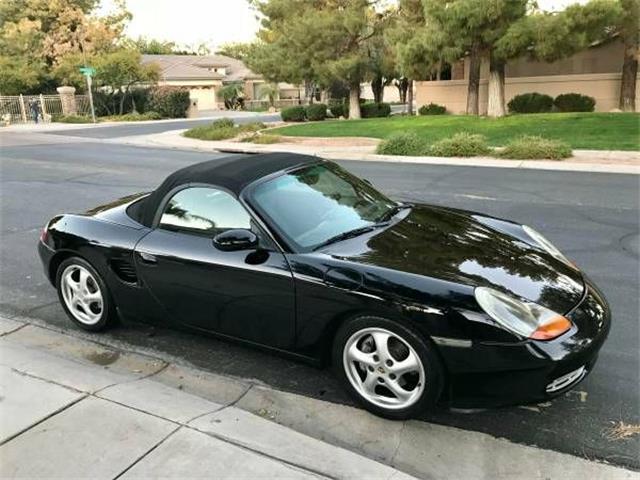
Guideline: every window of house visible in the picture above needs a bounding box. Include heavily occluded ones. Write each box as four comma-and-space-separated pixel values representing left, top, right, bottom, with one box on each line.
159, 187, 251, 234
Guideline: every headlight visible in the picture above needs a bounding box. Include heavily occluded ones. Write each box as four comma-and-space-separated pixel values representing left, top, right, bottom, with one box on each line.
475, 287, 572, 341
523, 225, 572, 266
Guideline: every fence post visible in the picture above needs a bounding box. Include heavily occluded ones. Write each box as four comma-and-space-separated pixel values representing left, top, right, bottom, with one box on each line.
19, 94, 27, 122
57, 86, 77, 115
39, 94, 48, 121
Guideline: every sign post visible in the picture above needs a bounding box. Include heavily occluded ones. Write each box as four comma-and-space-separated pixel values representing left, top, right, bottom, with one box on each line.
79, 66, 97, 123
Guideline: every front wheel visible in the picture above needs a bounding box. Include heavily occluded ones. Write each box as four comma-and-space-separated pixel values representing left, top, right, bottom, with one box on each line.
56, 256, 116, 332
332, 316, 443, 420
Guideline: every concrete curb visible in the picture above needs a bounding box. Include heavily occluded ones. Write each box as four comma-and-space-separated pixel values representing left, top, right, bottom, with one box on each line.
0, 316, 414, 480
1, 314, 637, 480
112, 129, 640, 175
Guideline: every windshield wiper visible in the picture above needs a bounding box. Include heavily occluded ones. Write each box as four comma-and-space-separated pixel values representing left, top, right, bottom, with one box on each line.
376, 202, 413, 223
313, 224, 383, 251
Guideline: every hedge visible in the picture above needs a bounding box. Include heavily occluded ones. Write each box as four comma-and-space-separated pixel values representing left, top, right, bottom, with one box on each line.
499, 135, 572, 160
553, 93, 596, 112
376, 132, 429, 156
306, 103, 327, 121
429, 133, 490, 157
360, 102, 391, 118
281, 106, 306, 122
507, 93, 554, 114
418, 103, 446, 115
148, 87, 191, 118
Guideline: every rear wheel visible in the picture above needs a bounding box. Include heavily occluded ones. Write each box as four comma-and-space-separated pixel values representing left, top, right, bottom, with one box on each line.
56, 257, 116, 332
332, 316, 443, 419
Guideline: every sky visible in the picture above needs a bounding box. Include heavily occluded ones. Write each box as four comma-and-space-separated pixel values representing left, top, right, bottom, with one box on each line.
101, 0, 589, 52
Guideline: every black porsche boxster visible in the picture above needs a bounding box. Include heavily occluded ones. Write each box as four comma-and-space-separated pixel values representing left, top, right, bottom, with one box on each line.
38, 153, 610, 419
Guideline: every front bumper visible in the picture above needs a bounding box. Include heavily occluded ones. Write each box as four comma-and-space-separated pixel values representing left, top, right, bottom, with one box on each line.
444, 279, 611, 408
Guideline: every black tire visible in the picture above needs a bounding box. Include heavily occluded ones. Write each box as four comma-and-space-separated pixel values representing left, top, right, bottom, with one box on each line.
332, 315, 444, 420
56, 256, 117, 332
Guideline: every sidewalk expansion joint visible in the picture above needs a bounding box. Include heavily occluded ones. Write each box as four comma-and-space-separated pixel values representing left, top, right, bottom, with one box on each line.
0, 393, 89, 447
0, 323, 27, 337
112, 425, 182, 480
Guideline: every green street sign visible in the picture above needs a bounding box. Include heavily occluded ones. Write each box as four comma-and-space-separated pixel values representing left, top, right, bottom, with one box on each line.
79, 67, 96, 76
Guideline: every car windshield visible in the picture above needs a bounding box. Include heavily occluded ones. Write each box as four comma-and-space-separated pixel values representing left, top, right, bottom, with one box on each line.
250, 162, 397, 250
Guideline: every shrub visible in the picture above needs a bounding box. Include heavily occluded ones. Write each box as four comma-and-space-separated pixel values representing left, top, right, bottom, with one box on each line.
329, 102, 346, 118
281, 106, 306, 122
507, 93, 553, 113
418, 103, 447, 115
429, 133, 490, 157
93, 88, 152, 117
499, 135, 572, 160
210, 118, 235, 129
183, 126, 236, 141
250, 133, 282, 145
238, 121, 266, 133
52, 114, 93, 123
306, 103, 327, 121
376, 132, 429, 156
102, 111, 163, 122
361, 102, 391, 118
148, 87, 191, 118
553, 93, 595, 112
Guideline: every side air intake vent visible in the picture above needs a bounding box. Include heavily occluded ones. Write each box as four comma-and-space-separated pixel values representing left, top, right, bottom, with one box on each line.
111, 258, 138, 284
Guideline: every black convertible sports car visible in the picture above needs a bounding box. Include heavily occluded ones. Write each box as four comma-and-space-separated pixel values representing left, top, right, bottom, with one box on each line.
38, 153, 610, 419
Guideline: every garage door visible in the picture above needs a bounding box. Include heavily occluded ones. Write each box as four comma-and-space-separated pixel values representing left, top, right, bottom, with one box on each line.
189, 88, 217, 110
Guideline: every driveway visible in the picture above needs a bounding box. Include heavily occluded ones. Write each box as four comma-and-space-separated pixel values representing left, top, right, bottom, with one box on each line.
1, 130, 638, 470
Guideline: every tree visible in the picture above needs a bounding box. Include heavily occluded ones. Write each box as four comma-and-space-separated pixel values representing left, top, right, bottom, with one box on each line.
615, 0, 639, 111
258, 83, 279, 108
93, 49, 160, 114
387, 0, 459, 114
421, 0, 529, 117
0, 0, 129, 93
247, 0, 389, 119
495, 0, 622, 112
216, 42, 254, 61
124, 37, 177, 55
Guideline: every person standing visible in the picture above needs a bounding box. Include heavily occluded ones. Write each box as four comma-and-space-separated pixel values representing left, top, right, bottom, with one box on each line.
29, 98, 40, 124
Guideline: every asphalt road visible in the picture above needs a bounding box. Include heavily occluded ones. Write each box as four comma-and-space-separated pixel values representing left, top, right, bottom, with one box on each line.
46, 112, 282, 138
1, 129, 638, 469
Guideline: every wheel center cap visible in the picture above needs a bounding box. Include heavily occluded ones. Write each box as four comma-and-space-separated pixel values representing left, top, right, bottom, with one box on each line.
377, 366, 385, 374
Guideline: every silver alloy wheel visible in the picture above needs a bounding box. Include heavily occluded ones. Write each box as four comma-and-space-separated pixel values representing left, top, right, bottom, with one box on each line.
60, 264, 104, 326
343, 327, 425, 410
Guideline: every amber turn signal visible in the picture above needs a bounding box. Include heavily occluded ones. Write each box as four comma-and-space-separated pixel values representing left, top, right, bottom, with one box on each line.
530, 315, 572, 340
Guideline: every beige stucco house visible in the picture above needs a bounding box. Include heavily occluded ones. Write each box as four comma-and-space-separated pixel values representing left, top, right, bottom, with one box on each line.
142, 54, 304, 110
415, 38, 639, 114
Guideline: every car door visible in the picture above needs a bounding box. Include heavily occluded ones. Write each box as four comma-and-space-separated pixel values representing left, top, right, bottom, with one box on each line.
134, 185, 296, 350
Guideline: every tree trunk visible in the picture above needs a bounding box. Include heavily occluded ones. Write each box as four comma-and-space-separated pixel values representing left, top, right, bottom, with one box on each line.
487, 55, 506, 117
119, 88, 126, 115
348, 82, 361, 119
466, 42, 481, 115
407, 79, 414, 115
619, 40, 638, 112
371, 75, 383, 103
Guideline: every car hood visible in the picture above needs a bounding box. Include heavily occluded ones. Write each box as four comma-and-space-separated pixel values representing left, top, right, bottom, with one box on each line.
322, 204, 584, 314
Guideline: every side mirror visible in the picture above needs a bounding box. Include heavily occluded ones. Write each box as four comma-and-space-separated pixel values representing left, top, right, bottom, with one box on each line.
213, 229, 258, 251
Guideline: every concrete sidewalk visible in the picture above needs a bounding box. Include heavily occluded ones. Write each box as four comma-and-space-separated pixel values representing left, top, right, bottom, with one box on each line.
0, 317, 413, 479
112, 128, 640, 175
1, 315, 637, 480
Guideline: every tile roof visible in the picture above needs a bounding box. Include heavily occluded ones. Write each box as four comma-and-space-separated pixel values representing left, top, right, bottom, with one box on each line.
142, 54, 260, 82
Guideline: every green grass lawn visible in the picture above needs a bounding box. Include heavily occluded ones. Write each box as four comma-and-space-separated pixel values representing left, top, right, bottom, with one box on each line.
270, 112, 640, 151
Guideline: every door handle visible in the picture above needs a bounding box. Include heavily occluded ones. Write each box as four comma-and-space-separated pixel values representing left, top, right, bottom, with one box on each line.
138, 251, 157, 264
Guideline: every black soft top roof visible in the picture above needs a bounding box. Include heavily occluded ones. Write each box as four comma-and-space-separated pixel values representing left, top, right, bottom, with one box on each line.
140, 152, 319, 227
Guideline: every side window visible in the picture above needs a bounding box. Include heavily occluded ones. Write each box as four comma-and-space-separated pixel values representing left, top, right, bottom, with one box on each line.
159, 187, 251, 234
